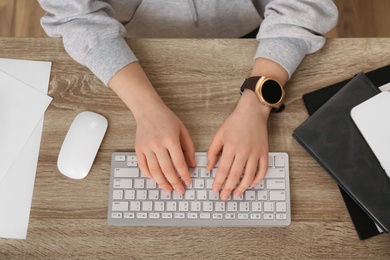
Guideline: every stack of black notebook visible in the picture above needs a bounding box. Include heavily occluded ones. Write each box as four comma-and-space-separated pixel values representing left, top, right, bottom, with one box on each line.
293, 65, 390, 240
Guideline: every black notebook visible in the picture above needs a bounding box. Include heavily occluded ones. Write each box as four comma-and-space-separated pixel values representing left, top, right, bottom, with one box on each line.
301, 65, 390, 240
292, 73, 390, 235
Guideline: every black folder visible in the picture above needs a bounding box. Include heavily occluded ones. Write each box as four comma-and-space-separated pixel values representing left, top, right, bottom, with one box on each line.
300, 65, 390, 239
292, 71, 390, 238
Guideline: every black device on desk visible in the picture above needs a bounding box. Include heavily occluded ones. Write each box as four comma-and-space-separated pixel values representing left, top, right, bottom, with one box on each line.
293, 65, 390, 240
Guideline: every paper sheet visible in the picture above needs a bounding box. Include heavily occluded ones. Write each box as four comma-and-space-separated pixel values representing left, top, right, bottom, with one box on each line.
0, 71, 52, 183
0, 58, 52, 239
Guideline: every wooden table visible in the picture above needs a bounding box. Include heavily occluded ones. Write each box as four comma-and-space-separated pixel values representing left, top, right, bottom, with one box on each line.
0, 37, 389, 259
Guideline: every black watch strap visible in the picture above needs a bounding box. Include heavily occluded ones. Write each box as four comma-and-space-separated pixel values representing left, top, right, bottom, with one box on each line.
240, 77, 285, 113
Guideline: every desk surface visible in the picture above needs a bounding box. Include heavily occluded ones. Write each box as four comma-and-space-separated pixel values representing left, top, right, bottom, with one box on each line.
0, 37, 389, 258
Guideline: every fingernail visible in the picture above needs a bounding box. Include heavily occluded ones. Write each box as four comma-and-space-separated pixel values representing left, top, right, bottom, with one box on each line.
176, 187, 184, 195
212, 187, 219, 193
221, 193, 229, 201
163, 187, 171, 193
184, 180, 192, 187
235, 191, 242, 197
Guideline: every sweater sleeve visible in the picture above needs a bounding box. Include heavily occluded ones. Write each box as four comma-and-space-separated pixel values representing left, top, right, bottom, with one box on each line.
38, 0, 138, 85
256, 0, 338, 79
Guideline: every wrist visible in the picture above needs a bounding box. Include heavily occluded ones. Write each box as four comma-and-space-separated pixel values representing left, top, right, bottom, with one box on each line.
108, 62, 167, 119
238, 89, 271, 120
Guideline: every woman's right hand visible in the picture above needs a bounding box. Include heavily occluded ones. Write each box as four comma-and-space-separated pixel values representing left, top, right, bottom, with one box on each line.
134, 103, 196, 195
108, 62, 196, 195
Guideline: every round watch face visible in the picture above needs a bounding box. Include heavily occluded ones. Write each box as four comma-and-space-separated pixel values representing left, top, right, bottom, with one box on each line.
261, 79, 282, 104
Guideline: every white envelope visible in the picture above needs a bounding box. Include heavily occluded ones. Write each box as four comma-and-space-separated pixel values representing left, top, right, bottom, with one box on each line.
0, 58, 52, 239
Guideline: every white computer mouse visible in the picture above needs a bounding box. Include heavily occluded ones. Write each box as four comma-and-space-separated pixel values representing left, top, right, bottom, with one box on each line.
57, 111, 108, 179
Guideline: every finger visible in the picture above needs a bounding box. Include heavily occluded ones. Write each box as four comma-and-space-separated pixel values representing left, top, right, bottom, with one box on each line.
220, 155, 246, 200
250, 155, 269, 187
234, 157, 258, 196
212, 149, 234, 197
146, 152, 172, 193
180, 126, 196, 168
206, 131, 223, 171
155, 150, 185, 195
169, 144, 192, 188
136, 151, 152, 179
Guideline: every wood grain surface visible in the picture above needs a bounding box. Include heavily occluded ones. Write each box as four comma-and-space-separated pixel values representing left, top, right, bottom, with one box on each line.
0, 37, 389, 259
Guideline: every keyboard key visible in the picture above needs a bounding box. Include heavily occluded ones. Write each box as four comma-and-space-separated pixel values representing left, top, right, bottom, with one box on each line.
276, 213, 287, 220
124, 213, 135, 219
185, 190, 196, 200
238, 213, 249, 220
265, 168, 286, 178
188, 213, 198, 219
130, 201, 140, 211
112, 212, 122, 218
166, 201, 176, 211
150, 213, 160, 219
175, 213, 185, 219
200, 213, 211, 219
250, 213, 261, 220
274, 155, 285, 167
264, 202, 274, 212
114, 179, 132, 189
225, 213, 236, 220
270, 191, 286, 201
267, 179, 286, 190
114, 168, 139, 178
115, 155, 126, 162
162, 213, 172, 219
124, 190, 135, 200
251, 202, 262, 212
112, 201, 128, 211
113, 190, 123, 200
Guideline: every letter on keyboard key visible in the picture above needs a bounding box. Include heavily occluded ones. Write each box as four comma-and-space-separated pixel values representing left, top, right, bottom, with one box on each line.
114, 168, 139, 177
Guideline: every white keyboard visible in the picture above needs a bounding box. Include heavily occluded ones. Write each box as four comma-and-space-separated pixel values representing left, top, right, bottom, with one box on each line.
108, 152, 291, 226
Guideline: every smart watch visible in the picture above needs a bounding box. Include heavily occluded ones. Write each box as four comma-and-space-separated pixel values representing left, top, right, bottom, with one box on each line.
240, 76, 285, 112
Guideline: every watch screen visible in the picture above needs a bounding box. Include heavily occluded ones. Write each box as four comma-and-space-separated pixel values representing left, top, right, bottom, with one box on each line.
261, 80, 282, 104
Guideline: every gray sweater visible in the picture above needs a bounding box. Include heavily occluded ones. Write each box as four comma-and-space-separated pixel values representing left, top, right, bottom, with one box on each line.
38, 0, 338, 85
